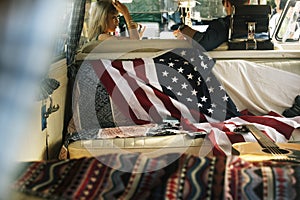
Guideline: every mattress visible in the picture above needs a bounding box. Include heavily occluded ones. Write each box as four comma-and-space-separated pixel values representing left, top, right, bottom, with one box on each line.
68, 134, 207, 159
64, 114, 300, 160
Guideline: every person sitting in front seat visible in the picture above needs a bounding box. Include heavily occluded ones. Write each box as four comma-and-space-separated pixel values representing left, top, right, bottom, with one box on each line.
88, 0, 144, 41
174, 0, 249, 51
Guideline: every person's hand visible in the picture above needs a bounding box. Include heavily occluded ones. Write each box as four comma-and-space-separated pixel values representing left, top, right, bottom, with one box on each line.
223, 0, 233, 16
173, 29, 185, 40
112, 0, 129, 16
138, 24, 146, 38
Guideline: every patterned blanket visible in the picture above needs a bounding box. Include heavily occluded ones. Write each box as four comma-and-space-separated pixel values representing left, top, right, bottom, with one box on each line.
12, 153, 300, 200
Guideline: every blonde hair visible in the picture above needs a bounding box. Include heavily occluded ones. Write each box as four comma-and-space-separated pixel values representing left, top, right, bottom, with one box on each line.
88, 0, 118, 41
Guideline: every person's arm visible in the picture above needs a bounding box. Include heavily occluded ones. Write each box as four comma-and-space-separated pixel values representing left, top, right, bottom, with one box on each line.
180, 16, 230, 51
112, 0, 140, 39
123, 13, 140, 39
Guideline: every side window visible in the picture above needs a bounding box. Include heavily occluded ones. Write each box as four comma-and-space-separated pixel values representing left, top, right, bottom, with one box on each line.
78, 0, 228, 42
52, 0, 74, 61
275, 0, 300, 42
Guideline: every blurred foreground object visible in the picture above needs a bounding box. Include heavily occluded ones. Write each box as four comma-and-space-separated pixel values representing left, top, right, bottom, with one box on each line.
0, 0, 65, 198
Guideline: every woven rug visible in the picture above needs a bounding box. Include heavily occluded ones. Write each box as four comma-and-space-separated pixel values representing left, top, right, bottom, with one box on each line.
12, 153, 300, 200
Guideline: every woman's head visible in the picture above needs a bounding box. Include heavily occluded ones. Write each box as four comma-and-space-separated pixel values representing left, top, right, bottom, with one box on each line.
88, 0, 119, 41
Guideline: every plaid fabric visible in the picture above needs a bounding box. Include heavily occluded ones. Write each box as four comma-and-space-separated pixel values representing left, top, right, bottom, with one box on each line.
66, 0, 86, 65
64, 0, 86, 144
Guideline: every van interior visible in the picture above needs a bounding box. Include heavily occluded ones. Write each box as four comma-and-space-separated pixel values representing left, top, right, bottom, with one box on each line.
1, 0, 300, 199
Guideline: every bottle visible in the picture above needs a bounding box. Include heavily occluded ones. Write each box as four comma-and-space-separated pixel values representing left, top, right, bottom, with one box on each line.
115, 26, 120, 37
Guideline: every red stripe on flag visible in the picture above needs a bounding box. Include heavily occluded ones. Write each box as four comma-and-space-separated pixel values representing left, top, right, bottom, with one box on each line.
150, 86, 184, 121
111, 60, 162, 122
132, 59, 150, 83
240, 115, 295, 139
210, 122, 231, 132
90, 60, 149, 125
225, 131, 246, 144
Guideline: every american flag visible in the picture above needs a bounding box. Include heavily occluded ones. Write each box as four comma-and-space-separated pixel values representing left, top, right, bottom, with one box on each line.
89, 48, 239, 126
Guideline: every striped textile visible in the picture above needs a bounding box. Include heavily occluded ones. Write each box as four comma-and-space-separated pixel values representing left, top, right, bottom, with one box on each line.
194, 111, 300, 156
12, 153, 300, 200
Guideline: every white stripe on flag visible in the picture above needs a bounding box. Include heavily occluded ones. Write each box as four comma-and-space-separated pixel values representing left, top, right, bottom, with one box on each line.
101, 60, 150, 121
135, 80, 172, 121
122, 60, 135, 74
143, 58, 163, 91
168, 97, 198, 123
209, 128, 232, 155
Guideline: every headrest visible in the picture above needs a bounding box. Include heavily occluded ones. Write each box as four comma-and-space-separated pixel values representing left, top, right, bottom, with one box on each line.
230, 5, 272, 39
233, 5, 271, 16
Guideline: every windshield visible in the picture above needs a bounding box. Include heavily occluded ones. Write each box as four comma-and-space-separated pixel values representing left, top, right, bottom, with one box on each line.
274, 0, 300, 42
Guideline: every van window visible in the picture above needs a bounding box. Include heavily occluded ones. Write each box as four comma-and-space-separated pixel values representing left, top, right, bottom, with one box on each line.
274, 0, 300, 42
79, 0, 226, 42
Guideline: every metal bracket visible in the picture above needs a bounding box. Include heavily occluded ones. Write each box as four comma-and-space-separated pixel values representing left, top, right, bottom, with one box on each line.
44, 95, 59, 119
246, 22, 257, 50
247, 22, 256, 40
